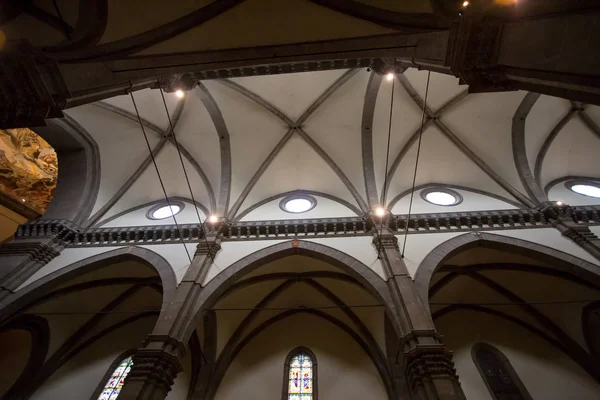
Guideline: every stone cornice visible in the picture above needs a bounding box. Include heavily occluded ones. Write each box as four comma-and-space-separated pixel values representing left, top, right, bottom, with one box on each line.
13, 206, 600, 248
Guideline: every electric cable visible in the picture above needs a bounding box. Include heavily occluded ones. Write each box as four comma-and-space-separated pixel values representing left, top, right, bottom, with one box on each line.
158, 85, 216, 262
377, 68, 397, 260
401, 71, 431, 257
130, 91, 192, 264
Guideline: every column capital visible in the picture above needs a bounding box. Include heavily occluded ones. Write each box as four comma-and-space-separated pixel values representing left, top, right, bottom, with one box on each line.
194, 240, 222, 259
405, 345, 463, 397
372, 233, 399, 252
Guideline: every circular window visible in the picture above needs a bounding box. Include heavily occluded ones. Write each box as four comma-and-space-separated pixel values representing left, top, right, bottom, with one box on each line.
566, 181, 600, 199
420, 188, 462, 206
279, 195, 317, 214
147, 201, 184, 220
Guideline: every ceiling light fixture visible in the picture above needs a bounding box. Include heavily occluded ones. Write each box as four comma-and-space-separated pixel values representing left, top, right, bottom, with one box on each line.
462, 1, 469, 7
421, 188, 462, 206
375, 207, 386, 217
280, 195, 317, 214
556, 201, 564, 206
175, 89, 185, 98
386, 73, 394, 81
568, 182, 600, 198
208, 215, 219, 223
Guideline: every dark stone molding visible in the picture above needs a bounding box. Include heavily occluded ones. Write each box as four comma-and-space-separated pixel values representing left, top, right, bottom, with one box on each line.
281, 347, 319, 400
0, 246, 177, 315
0, 314, 50, 400
388, 183, 522, 210
404, 345, 460, 394
234, 189, 362, 221
307, 0, 449, 31
582, 301, 600, 358
512, 92, 546, 203
17, 206, 600, 247
95, 196, 210, 228
471, 343, 533, 400
37, 116, 101, 225
49, 0, 246, 61
544, 175, 600, 196
361, 71, 383, 208
415, 232, 600, 312
0, 242, 60, 264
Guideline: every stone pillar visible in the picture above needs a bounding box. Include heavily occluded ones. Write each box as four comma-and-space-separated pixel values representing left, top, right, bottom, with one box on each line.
373, 229, 466, 400
0, 220, 73, 302
119, 236, 221, 400
542, 202, 600, 262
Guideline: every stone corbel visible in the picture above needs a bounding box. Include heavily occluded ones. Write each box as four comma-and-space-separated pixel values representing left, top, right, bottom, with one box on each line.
0, 41, 70, 129
445, 17, 516, 93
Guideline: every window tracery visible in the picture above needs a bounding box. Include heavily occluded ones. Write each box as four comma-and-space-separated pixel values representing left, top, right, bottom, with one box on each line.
472, 343, 531, 400
283, 347, 317, 400
97, 355, 133, 400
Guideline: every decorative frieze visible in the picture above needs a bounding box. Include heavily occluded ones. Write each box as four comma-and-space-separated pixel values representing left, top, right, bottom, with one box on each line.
11, 206, 600, 247
0, 242, 60, 264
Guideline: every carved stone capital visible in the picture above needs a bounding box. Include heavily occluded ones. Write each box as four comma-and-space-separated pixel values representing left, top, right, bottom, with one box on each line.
446, 18, 516, 93
195, 241, 222, 258
405, 346, 459, 390
372, 234, 399, 252
125, 349, 183, 397
15, 219, 77, 246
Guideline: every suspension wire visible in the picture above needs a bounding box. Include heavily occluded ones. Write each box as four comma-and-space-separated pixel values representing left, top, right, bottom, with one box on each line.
158, 85, 216, 262
130, 91, 192, 264
401, 71, 431, 258
7, 298, 600, 316
377, 67, 396, 260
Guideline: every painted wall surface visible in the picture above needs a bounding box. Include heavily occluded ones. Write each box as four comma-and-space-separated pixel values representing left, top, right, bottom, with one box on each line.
215, 313, 388, 400
0, 329, 31, 397
436, 310, 600, 400
32, 316, 156, 400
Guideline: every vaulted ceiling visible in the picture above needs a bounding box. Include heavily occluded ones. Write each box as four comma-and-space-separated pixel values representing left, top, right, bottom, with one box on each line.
61, 67, 600, 228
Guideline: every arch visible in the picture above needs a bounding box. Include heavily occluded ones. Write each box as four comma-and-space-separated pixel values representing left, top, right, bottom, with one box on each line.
282, 346, 318, 400
35, 116, 101, 225
414, 232, 600, 310
471, 343, 532, 400
0, 314, 50, 399
583, 300, 600, 358
191, 240, 397, 340
89, 349, 135, 400
0, 246, 177, 317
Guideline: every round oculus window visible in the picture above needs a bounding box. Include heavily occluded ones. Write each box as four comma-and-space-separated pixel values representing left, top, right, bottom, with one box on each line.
147, 201, 184, 220
420, 188, 462, 206
279, 195, 317, 214
567, 182, 600, 198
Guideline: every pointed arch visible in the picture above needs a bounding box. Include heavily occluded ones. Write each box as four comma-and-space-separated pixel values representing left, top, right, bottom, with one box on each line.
0, 246, 177, 317
414, 232, 600, 310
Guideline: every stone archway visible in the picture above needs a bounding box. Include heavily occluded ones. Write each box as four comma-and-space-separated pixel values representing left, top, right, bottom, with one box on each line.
187, 239, 399, 400
0, 246, 178, 317
414, 232, 600, 311
190, 239, 397, 339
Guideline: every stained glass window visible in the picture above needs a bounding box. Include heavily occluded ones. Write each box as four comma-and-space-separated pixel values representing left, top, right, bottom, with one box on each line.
97, 356, 133, 400
287, 353, 314, 400
473, 344, 531, 400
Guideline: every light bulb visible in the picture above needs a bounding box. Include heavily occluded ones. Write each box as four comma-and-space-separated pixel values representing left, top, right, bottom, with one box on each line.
556, 201, 564, 206
208, 215, 218, 223
462, 1, 469, 7
375, 207, 386, 217
175, 89, 185, 98
386, 73, 394, 81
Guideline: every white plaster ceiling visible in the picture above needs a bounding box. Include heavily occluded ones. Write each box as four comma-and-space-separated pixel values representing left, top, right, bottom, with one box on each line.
63, 68, 600, 228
